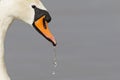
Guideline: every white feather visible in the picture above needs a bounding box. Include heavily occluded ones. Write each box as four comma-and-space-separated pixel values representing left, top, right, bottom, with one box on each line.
0, 0, 47, 80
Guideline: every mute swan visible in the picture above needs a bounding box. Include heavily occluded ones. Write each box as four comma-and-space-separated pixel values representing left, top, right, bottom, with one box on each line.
0, 0, 57, 80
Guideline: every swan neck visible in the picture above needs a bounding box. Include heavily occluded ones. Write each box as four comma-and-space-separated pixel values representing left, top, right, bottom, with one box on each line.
0, 16, 13, 80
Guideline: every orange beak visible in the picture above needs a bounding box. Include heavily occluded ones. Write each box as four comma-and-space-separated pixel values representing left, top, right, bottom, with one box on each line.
33, 16, 57, 46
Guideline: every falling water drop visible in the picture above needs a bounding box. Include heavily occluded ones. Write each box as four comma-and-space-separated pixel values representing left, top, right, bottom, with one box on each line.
52, 47, 57, 76
52, 71, 56, 75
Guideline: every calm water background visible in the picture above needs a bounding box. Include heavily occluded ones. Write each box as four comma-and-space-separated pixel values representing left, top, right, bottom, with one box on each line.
4, 0, 120, 80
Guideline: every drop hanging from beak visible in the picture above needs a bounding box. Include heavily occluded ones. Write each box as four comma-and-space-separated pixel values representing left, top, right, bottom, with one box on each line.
33, 16, 57, 46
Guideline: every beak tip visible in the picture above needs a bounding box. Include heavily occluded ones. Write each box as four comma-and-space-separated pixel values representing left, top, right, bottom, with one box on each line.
48, 36, 57, 46
53, 41, 57, 46
52, 39, 57, 46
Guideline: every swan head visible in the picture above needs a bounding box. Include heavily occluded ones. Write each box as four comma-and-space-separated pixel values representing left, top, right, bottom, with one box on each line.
9, 0, 57, 46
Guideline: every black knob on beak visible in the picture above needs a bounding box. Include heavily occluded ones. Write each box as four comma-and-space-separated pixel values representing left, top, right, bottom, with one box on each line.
32, 5, 51, 23
44, 12, 51, 23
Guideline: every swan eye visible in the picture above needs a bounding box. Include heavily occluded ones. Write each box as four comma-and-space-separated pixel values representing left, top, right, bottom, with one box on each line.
32, 5, 36, 8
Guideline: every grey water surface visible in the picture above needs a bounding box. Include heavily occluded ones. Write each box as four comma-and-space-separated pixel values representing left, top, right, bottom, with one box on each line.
4, 0, 120, 80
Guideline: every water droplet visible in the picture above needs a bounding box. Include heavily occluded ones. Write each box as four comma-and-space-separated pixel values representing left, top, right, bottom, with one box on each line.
53, 61, 57, 68
51, 47, 58, 76
52, 71, 56, 75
